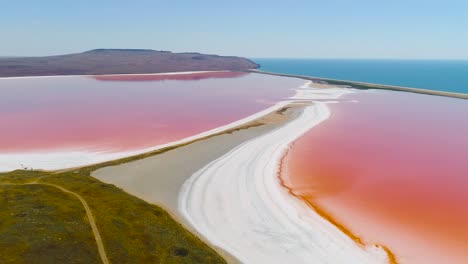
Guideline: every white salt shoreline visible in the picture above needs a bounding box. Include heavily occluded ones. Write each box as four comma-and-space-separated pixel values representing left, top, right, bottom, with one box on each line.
0, 98, 294, 172
178, 90, 391, 263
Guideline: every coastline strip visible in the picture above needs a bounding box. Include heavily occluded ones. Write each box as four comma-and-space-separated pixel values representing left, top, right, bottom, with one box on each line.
246, 69, 468, 99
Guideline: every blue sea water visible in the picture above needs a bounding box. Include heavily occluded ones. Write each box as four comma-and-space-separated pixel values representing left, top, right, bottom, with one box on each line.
253, 59, 468, 94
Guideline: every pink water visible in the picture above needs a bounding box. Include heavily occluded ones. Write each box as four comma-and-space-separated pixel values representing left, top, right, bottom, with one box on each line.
282, 90, 468, 263
0, 72, 302, 153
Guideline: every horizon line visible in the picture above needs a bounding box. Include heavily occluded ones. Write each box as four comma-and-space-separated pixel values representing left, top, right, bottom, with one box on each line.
1, 52, 468, 61
250, 57, 468, 61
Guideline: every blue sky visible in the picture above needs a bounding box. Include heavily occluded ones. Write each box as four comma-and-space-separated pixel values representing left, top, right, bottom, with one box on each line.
2, 0, 468, 58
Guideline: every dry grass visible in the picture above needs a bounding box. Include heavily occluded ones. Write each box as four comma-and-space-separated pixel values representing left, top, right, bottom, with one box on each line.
0, 169, 226, 264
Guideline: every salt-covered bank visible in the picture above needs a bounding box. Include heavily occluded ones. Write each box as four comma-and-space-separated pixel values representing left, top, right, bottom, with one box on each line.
178, 85, 393, 264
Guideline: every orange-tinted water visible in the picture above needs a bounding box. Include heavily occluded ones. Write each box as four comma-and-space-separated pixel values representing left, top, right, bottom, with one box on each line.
0, 72, 302, 153
281, 90, 468, 263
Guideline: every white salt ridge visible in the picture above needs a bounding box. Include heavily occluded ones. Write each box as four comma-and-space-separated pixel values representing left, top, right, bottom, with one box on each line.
291, 81, 356, 100
178, 85, 391, 263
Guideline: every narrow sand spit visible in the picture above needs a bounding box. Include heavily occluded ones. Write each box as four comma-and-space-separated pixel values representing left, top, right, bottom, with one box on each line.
178, 101, 390, 264
93, 105, 304, 263
92, 105, 303, 224
94, 81, 393, 263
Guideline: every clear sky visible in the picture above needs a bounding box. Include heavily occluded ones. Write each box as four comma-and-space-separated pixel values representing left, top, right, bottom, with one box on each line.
2, 0, 468, 59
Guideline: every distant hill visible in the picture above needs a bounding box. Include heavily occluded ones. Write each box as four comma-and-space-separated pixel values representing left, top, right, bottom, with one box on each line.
0, 49, 259, 77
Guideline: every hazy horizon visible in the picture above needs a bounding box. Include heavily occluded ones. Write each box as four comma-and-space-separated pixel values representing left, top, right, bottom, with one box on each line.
2, 52, 468, 61
2, 1, 468, 59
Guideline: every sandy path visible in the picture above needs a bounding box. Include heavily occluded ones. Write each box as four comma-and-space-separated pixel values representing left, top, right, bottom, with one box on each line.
0, 180, 109, 264
37, 182, 110, 264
